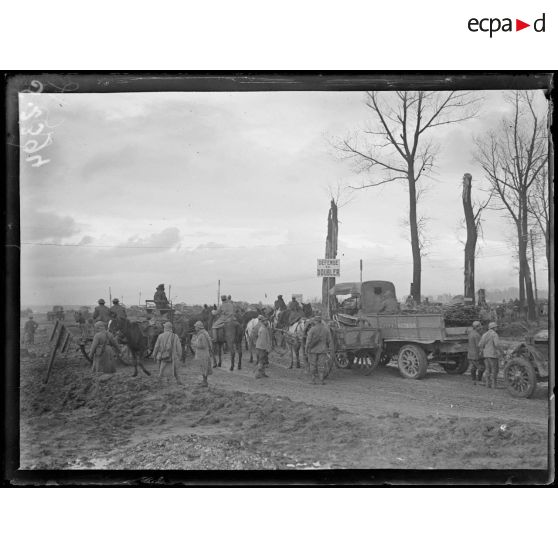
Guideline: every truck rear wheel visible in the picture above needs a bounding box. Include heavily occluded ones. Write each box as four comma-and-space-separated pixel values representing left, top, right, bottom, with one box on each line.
503, 357, 537, 398
441, 355, 469, 374
397, 344, 428, 379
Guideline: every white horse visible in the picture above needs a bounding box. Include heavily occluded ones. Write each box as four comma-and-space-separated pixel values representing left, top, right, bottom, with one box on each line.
244, 317, 260, 363
282, 318, 309, 369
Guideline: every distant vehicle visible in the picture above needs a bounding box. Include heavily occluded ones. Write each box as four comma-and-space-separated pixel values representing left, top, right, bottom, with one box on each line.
74, 306, 91, 323
329, 280, 470, 379
47, 305, 65, 321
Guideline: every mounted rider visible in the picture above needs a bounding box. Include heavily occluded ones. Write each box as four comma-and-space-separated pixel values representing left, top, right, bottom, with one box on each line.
274, 295, 287, 312
154, 284, 170, 309
109, 298, 127, 320
287, 295, 301, 313
93, 299, 111, 323
287, 295, 304, 325
212, 294, 235, 341
273, 294, 288, 328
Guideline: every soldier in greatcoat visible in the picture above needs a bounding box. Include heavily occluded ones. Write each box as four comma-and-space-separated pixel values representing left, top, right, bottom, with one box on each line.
152, 321, 183, 385
192, 321, 213, 387
305, 316, 333, 384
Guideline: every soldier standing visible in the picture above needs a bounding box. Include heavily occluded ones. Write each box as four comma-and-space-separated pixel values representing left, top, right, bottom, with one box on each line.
479, 322, 503, 388
305, 316, 333, 384
466, 321, 485, 385
192, 321, 213, 387
254, 316, 272, 378
152, 322, 183, 385
88, 321, 120, 375
23, 315, 38, 347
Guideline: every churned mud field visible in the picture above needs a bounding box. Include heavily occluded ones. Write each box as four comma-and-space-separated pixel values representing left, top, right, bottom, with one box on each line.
19, 328, 550, 472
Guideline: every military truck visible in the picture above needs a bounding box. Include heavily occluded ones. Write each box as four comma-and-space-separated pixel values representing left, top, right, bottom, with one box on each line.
47, 305, 65, 321
328, 280, 470, 379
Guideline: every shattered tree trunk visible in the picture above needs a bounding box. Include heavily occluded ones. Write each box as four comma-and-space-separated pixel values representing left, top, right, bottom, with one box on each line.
321, 199, 338, 317
462, 173, 477, 305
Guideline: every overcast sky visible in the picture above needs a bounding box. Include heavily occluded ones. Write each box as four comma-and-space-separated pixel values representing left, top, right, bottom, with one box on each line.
19, 89, 549, 306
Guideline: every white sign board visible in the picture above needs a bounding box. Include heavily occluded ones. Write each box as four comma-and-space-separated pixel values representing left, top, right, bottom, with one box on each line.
317, 258, 340, 277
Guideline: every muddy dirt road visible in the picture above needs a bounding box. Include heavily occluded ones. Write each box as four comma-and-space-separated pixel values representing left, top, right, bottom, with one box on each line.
18, 322, 551, 472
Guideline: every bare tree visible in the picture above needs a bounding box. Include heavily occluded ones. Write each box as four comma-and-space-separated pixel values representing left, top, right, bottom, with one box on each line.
338, 91, 478, 302
528, 168, 550, 269
475, 91, 547, 320
462, 173, 491, 304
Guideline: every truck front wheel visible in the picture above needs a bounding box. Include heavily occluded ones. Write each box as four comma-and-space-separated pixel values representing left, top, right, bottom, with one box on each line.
503, 357, 537, 398
397, 344, 428, 379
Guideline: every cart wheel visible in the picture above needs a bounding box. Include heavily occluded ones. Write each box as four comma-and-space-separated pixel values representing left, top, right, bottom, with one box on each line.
441, 355, 469, 374
397, 344, 428, 379
335, 351, 353, 369
503, 357, 537, 398
354, 349, 380, 376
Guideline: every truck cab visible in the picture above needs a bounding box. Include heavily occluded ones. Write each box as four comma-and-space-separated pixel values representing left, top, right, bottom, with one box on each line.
330, 280, 398, 317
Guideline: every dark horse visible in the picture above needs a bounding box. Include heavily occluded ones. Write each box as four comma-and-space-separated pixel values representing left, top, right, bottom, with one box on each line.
211, 319, 243, 371
108, 317, 151, 377
175, 306, 213, 362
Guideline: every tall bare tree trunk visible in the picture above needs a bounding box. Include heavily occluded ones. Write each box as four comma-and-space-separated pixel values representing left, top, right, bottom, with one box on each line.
462, 173, 477, 304
321, 199, 338, 316
408, 170, 421, 303
519, 194, 536, 320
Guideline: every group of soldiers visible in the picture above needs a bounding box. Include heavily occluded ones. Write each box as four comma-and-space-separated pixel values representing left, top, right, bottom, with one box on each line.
86, 287, 335, 388
90, 297, 127, 323
467, 320, 503, 388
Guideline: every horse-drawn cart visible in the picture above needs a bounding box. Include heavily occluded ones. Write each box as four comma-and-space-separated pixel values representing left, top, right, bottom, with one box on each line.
331, 323, 382, 374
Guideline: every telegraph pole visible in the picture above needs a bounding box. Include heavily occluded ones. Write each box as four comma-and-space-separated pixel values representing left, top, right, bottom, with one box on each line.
217, 279, 221, 307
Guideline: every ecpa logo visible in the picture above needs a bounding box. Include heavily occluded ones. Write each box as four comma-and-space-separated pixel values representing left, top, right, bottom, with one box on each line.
468, 13, 546, 37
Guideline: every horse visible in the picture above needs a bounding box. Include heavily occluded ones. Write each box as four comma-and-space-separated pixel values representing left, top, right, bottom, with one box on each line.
212, 319, 243, 371
283, 318, 310, 368
244, 317, 260, 363
108, 317, 151, 377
